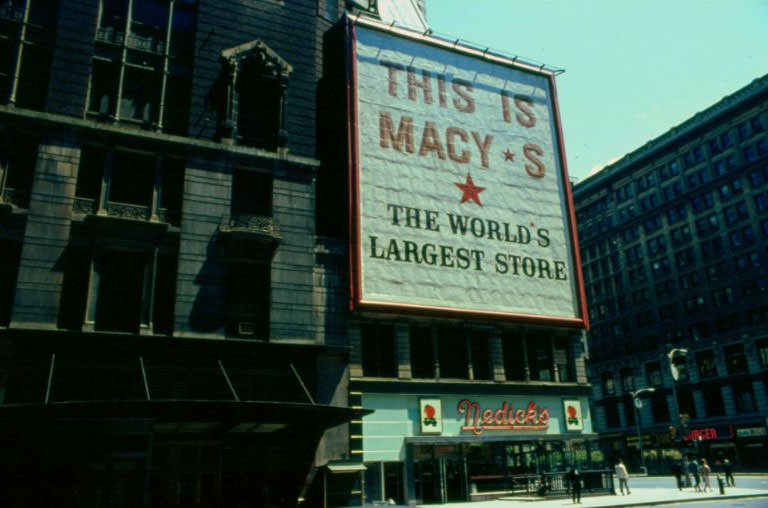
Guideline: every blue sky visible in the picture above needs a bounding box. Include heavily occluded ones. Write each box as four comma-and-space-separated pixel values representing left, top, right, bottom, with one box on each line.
426, 0, 768, 182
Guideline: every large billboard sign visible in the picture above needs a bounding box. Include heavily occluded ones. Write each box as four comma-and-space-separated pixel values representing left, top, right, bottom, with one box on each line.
347, 17, 587, 327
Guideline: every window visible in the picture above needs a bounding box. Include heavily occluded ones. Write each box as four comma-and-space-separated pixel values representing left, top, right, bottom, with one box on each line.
59, 248, 178, 335
750, 167, 766, 187
704, 387, 725, 416
679, 271, 701, 290
757, 339, 768, 369
712, 160, 728, 178
675, 247, 695, 269
646, 362, 662, 386
0, 238, 22, 325
670, 225, 691, 245
702, 247, 722, 270
676, 388, 696, 419
604, 402, 620, 428
0, 131, 38, 208
733, 381, 756, 413
662, 181, 683, 201
691, 191, 714, 212
320, 0, 339, 20
74, 145, 184, 226
623, 399, 635, 426
693, 145, 705, 162
527, 334, 553, 381
410, 326, 434, 378
683, 150, 696, 168
602, 372, 615, 396
646, 235, 667, 256
696, 213, 719, 235
89, 0, 197, 133
620, 368, 634, 392
667, 203, 687, 223
91, 249, 176, 334
226, 260, 270, 339
658, 304, 677, 321
0, 0, 58, 109
711, 287, 734, 306
553, 337, 572, 382
708, 137, 722, 155
721, 130, 733, 148
724, 344, 747, 374
643, 214, 663, 233
719, 179, 742, 200
218, 39, 292, 150
502, 334, 526, 381
469, 331, 491, 380
651, 393, 669, 423
438, 328, 467, 379
231, 169, 272, 217
755, 192, 768, 213
696, 350, 717, 378
361, 324, 396, 377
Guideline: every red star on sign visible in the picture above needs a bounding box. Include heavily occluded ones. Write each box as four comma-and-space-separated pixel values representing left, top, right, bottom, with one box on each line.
503, 148, 515, 161
455, 174, 485, 206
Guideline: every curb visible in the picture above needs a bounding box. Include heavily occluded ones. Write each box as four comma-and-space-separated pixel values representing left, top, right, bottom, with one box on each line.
586, 493, 768, 507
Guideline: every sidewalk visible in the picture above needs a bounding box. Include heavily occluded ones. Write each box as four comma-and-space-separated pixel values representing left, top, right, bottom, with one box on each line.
414, 486, 768, 507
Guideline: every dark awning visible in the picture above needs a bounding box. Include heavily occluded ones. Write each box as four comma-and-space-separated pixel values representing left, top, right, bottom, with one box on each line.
0, 399, 369, 431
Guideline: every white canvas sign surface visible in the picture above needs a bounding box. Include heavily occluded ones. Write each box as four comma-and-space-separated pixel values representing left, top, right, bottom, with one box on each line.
351, 24, 583, 322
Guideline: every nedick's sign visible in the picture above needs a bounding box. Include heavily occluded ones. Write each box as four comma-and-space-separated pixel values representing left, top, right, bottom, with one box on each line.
457, 399, 550, 435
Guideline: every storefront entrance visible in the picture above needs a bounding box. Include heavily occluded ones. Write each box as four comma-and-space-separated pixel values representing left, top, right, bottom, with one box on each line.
409, 438, 602, 503
413, 445, 467, 504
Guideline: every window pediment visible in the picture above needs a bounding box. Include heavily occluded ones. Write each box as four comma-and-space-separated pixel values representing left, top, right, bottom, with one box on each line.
220, 40, 292, 81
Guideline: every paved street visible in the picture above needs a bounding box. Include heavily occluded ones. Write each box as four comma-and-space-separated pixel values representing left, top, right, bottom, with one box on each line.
410, 475, 768, 507
652, 499, 768, 508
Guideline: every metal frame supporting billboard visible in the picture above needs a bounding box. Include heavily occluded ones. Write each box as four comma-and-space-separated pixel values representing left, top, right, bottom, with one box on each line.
346, 16, 588, 328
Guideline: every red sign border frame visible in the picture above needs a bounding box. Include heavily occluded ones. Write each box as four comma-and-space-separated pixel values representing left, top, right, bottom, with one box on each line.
345, 15, 589, 329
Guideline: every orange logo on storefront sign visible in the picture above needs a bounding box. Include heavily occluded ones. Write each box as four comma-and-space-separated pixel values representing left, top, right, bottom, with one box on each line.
423, 404, 438, 427
566, 404, 579, 426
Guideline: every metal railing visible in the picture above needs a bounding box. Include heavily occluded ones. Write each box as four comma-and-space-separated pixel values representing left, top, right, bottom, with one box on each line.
72, 197, 180, 226
470, 469, 614, 498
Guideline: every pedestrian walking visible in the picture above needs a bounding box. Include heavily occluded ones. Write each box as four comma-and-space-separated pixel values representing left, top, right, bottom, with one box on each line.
683, 458, 692, 488
615, 459, 631, 495
701, 459, 712, 492
566, 466, 582, 504
723, 459, 735, 486
670, 461, 683, 491
689, 459, 701, 492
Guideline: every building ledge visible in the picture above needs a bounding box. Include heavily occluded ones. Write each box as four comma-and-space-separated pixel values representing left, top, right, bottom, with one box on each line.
349, 377, 591, 396
0, 104, 321, 171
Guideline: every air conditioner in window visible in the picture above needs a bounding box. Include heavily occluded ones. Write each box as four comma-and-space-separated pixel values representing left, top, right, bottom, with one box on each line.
98, 94, 111, 115
141, 102, 152, 123
237, 322, 256, 335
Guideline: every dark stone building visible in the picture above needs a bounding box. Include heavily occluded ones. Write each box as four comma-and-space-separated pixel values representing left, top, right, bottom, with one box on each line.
0, 1, 364, 507
573, 74, 768, 472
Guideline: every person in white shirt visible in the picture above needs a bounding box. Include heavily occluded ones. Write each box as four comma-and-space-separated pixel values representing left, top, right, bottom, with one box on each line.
615, 459, 631, 495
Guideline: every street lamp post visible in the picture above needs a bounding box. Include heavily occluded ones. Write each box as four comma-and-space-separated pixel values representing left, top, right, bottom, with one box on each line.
630, 387, 656, 474
667, 348, 689, 441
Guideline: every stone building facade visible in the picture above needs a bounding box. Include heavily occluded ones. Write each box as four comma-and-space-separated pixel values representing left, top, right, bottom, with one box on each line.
0, 1, 363, 507
573, 74, 768, 472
